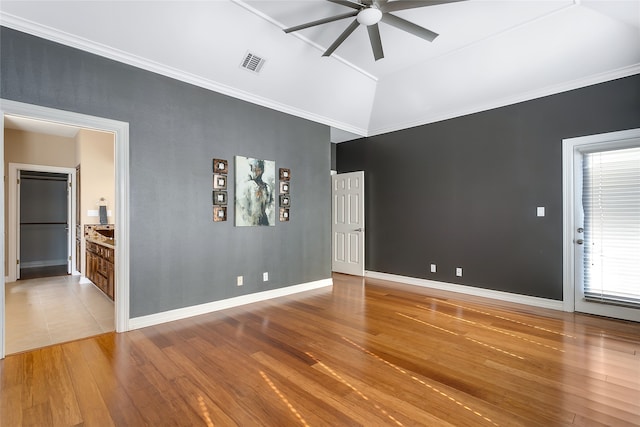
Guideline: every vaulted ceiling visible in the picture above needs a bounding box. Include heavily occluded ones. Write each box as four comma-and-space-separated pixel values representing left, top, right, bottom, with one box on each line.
1, 1, 639, 140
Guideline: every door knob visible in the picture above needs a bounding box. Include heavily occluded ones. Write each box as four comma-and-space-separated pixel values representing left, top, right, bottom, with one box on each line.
576, 239, 584, 245
354, 228, 364, 232
577, 227, 584, 233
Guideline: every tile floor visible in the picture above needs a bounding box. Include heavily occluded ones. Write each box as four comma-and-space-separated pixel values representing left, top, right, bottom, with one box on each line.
5, 274, 114, 355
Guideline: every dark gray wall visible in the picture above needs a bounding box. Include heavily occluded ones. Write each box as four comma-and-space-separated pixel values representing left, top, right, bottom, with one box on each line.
331, 142, 336, 171
337, 74, 640, 300
1, 27, 331, 317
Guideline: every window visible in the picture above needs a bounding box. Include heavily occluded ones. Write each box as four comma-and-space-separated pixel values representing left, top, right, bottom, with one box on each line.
582, 146, 640, 307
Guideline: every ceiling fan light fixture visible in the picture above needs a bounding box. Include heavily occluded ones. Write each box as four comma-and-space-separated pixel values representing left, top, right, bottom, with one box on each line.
357, 7, 382, 26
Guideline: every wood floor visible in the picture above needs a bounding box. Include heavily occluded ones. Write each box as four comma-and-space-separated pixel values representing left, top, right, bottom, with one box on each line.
1, 273, 639, 426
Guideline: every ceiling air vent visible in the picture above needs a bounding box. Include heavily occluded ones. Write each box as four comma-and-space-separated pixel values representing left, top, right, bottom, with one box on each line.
240, 52, 266, 74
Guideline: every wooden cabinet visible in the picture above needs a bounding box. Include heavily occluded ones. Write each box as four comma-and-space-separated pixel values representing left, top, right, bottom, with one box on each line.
86, 240, 115, 300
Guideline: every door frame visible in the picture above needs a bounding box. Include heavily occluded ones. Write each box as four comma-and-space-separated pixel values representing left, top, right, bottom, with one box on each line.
1, 99, 131, 359
8, 163, 76, 281
562, 127, 640, 319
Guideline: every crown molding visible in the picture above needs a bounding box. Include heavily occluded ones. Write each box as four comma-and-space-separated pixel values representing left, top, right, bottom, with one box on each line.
368, 64, 640, 137
0, 13, 368, 137
2, 11, 636, 139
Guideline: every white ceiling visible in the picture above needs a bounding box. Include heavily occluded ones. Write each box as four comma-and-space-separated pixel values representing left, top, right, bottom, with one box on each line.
4, 115, 81, 138
1, 1, 639, 140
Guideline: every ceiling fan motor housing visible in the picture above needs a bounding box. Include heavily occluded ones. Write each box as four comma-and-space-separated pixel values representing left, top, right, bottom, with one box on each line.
357, 7, 383, 26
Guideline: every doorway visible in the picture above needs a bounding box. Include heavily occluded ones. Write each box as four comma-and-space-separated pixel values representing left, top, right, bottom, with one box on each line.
331, 171, 365, 276
563, 128, 640, 322
1, 99, 131, 359
19, 169, 72, 280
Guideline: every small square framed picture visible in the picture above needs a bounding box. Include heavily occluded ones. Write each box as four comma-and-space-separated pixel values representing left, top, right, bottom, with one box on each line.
213, 190, 227, 206
279, 194, 290, 207
279, 208, 290, 222
279, 168, 291, 181
213, 206, 227, 222
212, 158, 228, 174
279, 181, 290, 194
213, 174, 227, 189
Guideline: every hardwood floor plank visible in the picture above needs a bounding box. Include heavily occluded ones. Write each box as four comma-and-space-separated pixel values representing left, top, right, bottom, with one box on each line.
251, 351, 386, 426
163, 343, 261, 426
62, 341, 115, 427
40, 346, 83, 426
0, 385, 23, 426
2, 273, 640, 426
75, 336, 147, 426
21, 402, 53, 426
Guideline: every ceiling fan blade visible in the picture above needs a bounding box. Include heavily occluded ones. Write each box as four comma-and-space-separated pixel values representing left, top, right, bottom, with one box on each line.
284, 11, 359, 33
326, 0, 365, 10
367, 24, 384, 61
381, 0, 466, 13
323, 19, 360, 57
381, 13, 438, 42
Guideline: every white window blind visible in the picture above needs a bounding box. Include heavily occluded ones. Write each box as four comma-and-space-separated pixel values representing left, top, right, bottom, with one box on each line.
582, 146, 640, 307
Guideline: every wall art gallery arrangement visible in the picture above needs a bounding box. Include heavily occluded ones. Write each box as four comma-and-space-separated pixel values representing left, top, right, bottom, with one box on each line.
279, 168, 290, 222
235, 155, 276, 227
212, 156, 291, 226
212, 158, 228, 222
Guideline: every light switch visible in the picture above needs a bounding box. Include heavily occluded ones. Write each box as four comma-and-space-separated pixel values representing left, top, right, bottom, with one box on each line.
430, 264, 437, 273
537, 207, 545, 217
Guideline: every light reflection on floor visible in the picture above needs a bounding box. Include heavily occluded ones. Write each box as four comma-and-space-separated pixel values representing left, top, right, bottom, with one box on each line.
260, 371, 310, 427
340, 336, 500, 427
197, 395, 214, 427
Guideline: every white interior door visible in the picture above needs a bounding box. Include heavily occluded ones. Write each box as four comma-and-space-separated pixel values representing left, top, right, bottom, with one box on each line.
564, 128, 640, 322
332, 171, 365, 276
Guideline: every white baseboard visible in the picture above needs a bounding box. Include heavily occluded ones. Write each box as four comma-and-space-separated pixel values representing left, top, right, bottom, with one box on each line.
129, 278, 333, 330
365, 271, 564, 311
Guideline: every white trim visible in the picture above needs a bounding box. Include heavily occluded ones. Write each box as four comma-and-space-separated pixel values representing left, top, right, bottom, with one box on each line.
129, 278, 333, 330
1, 99, 130, 359
562, 128, 640, 322
8, 163, 76, 282
0, 114, 4, 361
368, 65, 640, 137
0, 13, 368, 138
365, 271, 564, 311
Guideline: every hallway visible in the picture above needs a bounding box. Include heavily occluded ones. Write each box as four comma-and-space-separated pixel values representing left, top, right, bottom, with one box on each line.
5, 274, 114, 354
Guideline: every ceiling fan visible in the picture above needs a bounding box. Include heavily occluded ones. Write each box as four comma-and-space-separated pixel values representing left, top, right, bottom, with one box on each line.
284, 0, 465, 61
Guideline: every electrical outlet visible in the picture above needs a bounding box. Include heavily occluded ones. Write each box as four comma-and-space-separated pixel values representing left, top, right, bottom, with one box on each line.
456, 268, 463, 277
263, 272, 269, 282
430, 264, 437, 273
237, 276, 243, 286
